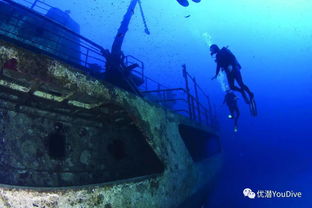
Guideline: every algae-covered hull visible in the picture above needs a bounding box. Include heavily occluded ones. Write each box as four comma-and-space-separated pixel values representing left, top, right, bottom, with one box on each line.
0, 38, 222, 207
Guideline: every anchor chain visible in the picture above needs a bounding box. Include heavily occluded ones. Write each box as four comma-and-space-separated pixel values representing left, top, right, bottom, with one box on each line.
138, 0, 150, 35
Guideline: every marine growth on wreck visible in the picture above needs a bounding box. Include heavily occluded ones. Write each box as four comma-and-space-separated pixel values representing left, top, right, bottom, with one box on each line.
0, 0, 222, 207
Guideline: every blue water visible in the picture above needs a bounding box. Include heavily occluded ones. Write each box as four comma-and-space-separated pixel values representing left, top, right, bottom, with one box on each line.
19, 0, 312, 207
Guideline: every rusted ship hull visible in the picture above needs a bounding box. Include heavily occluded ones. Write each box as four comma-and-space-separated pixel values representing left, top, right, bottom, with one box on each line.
0, 39, 222, 207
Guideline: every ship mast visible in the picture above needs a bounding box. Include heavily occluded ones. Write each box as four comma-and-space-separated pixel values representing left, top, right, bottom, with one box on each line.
111, 0, 139, 60
103, 0, 144, 96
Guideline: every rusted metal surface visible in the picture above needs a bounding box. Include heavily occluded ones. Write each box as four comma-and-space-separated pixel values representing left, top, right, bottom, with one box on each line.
0, 37, 221, 208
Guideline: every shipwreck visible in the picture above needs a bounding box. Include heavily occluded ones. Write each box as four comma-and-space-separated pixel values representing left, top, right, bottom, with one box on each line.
0, 0, 222, 207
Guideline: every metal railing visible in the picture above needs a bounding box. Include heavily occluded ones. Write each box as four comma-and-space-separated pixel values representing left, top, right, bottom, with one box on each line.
1, 0, 145, 82
0, 0, 106, 74
0, 0, 218, 128
13, 0, 67, 20
125, 55, 144, 82
141, 66, 218, 128
182, 64, 217, 127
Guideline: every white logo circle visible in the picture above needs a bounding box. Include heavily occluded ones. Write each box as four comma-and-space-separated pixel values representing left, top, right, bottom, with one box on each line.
248, 191, 256, 199
243, 188, 252, 197
243, 188, 256, 199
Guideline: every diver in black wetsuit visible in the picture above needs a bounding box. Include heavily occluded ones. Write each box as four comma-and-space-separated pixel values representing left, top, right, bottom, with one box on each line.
210, 44, 254, 104
176, 0, 201, 7
224, 90, 240, 132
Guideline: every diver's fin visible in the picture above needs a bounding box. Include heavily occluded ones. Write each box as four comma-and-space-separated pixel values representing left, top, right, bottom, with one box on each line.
242, 92, 250, 104
177, 0, 189, 7
249, 98, 257, 117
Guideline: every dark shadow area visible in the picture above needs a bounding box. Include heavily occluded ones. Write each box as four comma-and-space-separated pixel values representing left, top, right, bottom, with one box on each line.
0, 103, 164, 187
107, 139, 127, 160
178, 124, 221, 162
47, 130, 66, 160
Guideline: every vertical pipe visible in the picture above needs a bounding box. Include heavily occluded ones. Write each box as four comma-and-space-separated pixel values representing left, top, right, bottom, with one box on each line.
193, 77, 201, 122
190, 96, 196, 121
30, 0, 39, 9
84, 48, 89, 68
182, 64, 192, 119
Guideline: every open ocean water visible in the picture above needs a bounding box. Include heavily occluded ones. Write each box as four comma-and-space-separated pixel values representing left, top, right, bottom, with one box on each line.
13, 0, 312, 207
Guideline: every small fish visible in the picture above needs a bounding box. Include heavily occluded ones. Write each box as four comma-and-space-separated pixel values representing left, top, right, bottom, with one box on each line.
184, 15, 191, 18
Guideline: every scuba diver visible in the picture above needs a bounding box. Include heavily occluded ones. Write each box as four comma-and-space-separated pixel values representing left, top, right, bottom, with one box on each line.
210, 44, 254, 104
176, 0, 201, 7
224, 90, 240, 132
